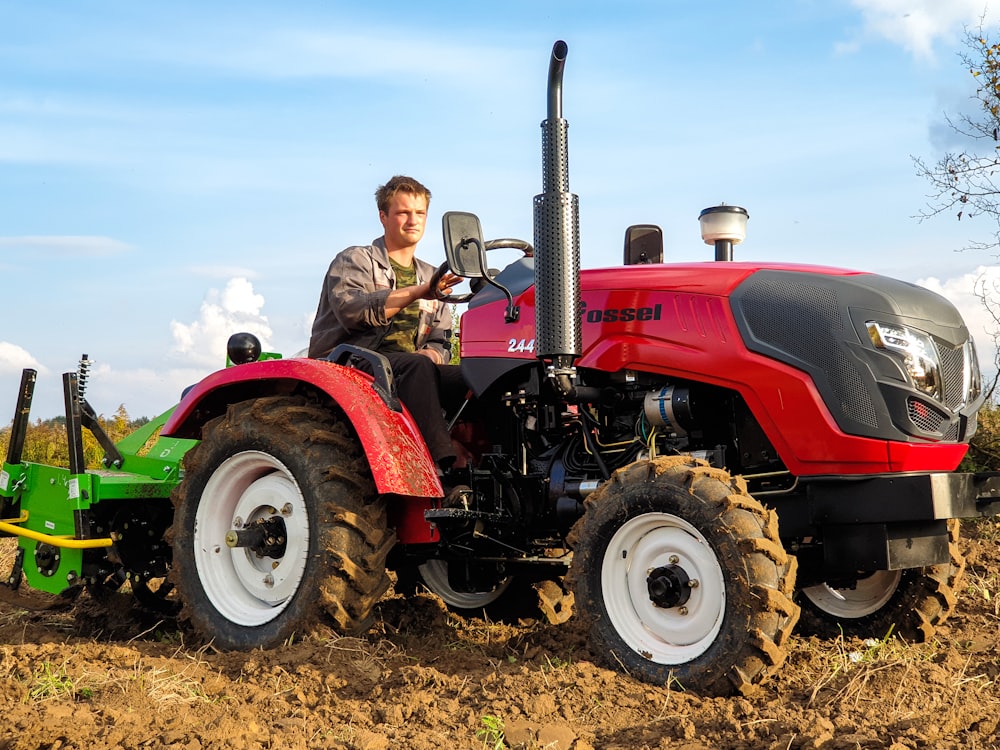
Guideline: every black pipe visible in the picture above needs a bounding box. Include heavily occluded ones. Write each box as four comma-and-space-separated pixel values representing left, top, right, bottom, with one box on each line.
63, 372, 86, 476
6, 369, 36, 465
547, 40, 568, 122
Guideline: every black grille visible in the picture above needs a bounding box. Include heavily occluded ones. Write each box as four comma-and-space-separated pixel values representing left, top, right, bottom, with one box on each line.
907, 397, 946, 433
937, 343, 966, 410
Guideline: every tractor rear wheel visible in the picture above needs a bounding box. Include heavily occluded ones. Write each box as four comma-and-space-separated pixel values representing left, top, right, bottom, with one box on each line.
397, 559, 553, 622
567, 456, 799, 696
170, 396, 393, 650
797, 520, 965, 642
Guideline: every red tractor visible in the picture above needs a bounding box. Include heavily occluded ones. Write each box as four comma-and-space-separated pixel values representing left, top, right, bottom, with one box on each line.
110, 41, 1000, 695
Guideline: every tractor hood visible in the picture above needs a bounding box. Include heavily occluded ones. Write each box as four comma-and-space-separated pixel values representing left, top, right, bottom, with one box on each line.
461, 258, 981, 447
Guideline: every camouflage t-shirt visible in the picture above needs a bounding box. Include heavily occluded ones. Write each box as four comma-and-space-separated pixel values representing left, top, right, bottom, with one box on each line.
381, 257, 421, 353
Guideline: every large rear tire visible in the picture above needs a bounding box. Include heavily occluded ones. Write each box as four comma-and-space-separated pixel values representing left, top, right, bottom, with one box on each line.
170, 396, 393, 650
797, 520, 965, 642
567, 456, 799, 696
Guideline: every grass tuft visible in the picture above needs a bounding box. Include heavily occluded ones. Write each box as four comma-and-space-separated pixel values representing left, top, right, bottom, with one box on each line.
476, 714, 506, 750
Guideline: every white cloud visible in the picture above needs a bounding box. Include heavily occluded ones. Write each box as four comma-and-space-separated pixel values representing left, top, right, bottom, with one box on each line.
0, 235, 132, 256
916, 265, 1000, 379
0, 342, 48, 374
0, 278, 277, 424
0, 345, 52, 425
848, 0, 1000, 58
169, 277, 272, 368
82, 362, 206, 420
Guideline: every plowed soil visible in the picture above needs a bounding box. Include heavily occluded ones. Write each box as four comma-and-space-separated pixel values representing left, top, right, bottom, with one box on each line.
1, 519, 999, 750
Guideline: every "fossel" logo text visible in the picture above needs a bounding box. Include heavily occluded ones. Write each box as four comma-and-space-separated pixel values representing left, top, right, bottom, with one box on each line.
580, 301, 662, 323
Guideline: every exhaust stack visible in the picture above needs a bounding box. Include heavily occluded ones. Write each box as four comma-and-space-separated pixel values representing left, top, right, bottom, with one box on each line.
533, 40, 581, 383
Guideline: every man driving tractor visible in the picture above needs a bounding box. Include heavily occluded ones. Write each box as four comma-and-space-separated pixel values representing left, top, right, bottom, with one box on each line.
308, 175, 466, 477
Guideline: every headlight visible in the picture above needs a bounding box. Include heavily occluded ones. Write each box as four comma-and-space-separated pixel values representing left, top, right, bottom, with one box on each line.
866, 321, 942, 401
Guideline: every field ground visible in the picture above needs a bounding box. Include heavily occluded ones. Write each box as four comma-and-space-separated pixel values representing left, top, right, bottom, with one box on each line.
1, 519, 999, 749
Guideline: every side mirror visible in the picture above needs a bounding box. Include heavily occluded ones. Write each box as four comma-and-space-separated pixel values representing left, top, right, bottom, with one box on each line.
624, 224, 663, 265
442, 211, 487, 278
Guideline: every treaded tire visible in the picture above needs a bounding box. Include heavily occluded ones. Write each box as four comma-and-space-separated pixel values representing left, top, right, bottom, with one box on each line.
396, 559, 513, 610
395, 560, 546, 622
567, 456, 799, 696
170, 395, 393, 650
797, 519, 965, 642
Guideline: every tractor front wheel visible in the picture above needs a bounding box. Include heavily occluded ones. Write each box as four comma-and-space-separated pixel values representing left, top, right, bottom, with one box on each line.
170, 396, 393, 650
410, 559, 515, 612
567, 456, 799, 696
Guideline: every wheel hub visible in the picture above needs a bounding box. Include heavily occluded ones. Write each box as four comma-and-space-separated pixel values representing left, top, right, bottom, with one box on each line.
225, 516, 288, 559
646, 563, 692, 608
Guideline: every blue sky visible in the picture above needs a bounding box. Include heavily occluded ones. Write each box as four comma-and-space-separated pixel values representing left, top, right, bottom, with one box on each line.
2, 0, 1000, 424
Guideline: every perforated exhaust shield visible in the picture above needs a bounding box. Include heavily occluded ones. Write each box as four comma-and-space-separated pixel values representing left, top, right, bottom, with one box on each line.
534, 41, 581, 364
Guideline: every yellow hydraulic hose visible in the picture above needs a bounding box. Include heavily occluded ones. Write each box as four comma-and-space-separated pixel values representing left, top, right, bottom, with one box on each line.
0, 511, 114, 549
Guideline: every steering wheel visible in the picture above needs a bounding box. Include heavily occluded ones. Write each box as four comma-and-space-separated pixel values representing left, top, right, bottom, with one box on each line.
429, 261, 475, 304
430, 238, 534, 303
484, 238, 533, 257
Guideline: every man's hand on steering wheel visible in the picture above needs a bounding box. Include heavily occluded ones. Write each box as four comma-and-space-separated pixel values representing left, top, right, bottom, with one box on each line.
429, 271, 462, 299
428, 263, 471, 303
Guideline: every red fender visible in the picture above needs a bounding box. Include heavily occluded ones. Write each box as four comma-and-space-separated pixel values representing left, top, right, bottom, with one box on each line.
161, 358, 443, 500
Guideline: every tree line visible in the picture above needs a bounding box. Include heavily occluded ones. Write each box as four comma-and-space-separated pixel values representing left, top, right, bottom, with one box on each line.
0, 406, 149, 470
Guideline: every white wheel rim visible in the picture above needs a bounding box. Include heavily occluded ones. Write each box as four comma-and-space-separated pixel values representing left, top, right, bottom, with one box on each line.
601, 512, 726, 664
418, 559, 512, 609
194, 451, 310, 627
800, 571, 901, 619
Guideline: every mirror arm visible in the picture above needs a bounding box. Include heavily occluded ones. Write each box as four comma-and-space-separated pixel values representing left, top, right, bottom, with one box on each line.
460, 236, 519, 323
486, 275, 519, 323
458, 236, 489, 277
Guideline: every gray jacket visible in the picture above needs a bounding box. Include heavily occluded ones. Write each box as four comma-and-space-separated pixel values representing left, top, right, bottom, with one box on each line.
308, 236, 452, 361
